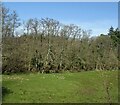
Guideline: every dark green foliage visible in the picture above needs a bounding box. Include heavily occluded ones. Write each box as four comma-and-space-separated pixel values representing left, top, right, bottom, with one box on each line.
108, 26, 120, 46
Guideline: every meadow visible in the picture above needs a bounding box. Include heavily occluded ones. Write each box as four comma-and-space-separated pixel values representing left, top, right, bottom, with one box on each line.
2, 70, 118, 103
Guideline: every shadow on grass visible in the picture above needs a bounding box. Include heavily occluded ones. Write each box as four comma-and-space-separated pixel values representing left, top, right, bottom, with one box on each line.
2, 87, 13, 100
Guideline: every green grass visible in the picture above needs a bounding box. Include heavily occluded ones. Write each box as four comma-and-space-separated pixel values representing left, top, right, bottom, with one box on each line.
2, 70, 118, 103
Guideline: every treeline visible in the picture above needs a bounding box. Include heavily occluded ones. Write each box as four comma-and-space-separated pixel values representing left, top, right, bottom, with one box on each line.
2, 5, 120, 73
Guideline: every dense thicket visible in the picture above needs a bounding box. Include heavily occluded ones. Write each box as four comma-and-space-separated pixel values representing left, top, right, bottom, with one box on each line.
2, 5, 120, 73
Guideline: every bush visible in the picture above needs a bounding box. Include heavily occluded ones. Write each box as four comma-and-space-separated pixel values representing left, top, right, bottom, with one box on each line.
2, 55, 27, 73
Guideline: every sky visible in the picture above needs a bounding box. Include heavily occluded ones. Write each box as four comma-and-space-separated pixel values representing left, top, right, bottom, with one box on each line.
3, 2, 118, 36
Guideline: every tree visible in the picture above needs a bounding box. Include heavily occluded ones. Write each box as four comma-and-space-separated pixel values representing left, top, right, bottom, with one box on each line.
108, 27, 120, 46
2, 5, 119, 73
11, 10, 21, 37
2, 5, 21, 37
23, 19, 32, 35
31, 50, 44, 72
44, 43, 56, 73
108, 26, 114, 35
2, 5, 12, 37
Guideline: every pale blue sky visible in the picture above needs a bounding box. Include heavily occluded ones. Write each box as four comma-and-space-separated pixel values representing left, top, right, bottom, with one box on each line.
4, 2, 118, 36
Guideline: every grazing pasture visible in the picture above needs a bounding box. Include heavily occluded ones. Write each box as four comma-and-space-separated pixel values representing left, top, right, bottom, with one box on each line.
2, 70, 118, 103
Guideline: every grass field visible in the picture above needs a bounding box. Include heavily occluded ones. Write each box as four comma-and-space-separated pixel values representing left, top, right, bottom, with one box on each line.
2, 70, 118, 103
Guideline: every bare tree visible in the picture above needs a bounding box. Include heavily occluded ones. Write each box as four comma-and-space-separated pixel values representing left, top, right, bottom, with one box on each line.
2, 5, 21, 37
23, 19, 32, 35
31, 18, 40, 35
11, 10, 21, 37
2, 5, 12, 37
